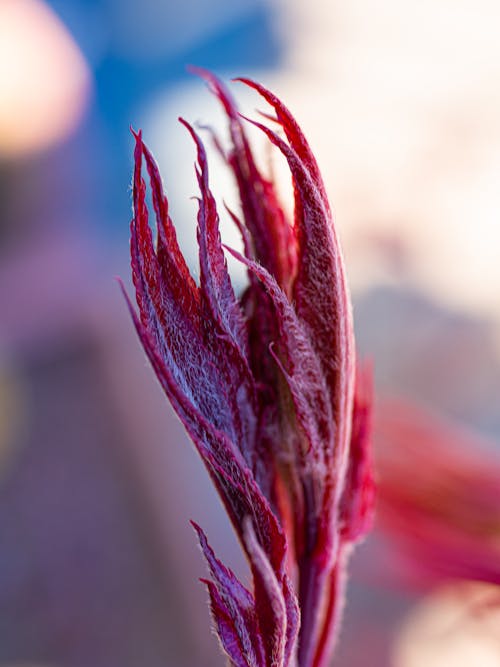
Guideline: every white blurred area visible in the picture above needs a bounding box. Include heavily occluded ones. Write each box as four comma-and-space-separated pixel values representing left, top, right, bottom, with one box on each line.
274, 0, 500, 319
143, 0, 500, 318
0, 0, 91, 157
394, 584, 500, 667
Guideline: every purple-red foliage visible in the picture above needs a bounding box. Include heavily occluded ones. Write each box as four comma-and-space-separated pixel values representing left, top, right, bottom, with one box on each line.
124, 70, 375, 667
376, 399, 500, 588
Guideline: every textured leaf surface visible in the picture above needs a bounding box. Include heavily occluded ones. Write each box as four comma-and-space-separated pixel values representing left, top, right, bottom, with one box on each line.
126, 72, 375, 667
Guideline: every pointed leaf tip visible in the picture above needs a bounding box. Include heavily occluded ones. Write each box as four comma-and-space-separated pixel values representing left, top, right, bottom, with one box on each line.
130, 126, 141, 140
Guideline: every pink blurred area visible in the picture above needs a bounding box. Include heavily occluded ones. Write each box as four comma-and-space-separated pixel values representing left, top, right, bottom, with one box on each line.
0, 2, 245, 666
2, 1, 500, 667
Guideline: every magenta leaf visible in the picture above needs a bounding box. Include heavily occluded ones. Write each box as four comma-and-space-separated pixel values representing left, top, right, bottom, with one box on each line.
194, 522, 266, 667
126, 71, 375, 667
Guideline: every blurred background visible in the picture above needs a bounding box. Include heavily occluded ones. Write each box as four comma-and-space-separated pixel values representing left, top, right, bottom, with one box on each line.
1, 1, 500, 665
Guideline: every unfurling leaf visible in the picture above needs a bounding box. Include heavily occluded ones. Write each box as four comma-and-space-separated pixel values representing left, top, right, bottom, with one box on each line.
126, 70, 374, 667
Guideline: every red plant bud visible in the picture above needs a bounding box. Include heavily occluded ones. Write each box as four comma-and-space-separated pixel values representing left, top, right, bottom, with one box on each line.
124, 70, 374, 667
